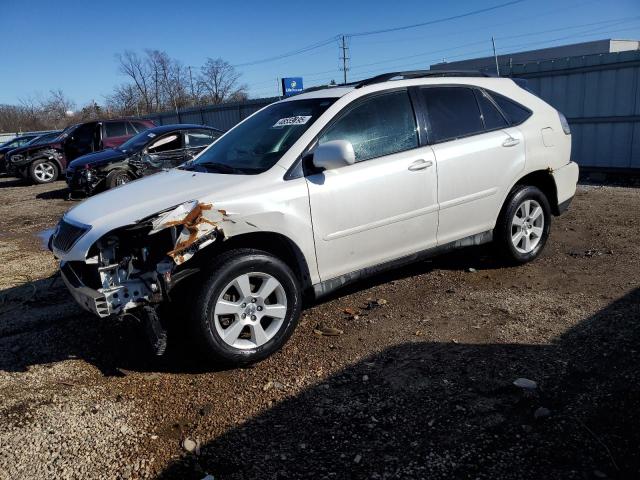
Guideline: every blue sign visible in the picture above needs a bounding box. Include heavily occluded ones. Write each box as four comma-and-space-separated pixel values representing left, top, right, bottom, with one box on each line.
281, 77, 304, 97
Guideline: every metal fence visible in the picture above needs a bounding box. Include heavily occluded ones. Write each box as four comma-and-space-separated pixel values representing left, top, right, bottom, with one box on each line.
141, 97, 278, 131
500, 50, 640, 170
0, 129, 58, 144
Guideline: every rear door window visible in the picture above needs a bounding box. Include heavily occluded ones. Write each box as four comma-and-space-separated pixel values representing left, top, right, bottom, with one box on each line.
104, 121, 128, 138
319, 90, 418, 162
420, 87, 484, 143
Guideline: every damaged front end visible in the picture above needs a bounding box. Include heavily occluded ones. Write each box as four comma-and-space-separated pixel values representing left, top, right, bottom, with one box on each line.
58, 201, 229, 319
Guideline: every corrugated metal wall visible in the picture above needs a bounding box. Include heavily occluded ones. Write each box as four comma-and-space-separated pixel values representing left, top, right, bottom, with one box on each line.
143, 97, 277, 132
143, 50, 640, 170
510, 50, 640, 170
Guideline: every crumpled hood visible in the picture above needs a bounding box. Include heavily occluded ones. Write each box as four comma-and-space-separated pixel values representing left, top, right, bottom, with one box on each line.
66, 168, 246, 229
68, 149, 128, 170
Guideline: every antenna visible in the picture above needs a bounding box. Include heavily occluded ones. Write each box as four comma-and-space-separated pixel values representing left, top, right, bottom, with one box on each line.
492, 36, 500, 76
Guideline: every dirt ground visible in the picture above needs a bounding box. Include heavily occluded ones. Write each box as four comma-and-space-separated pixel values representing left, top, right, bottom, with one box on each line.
0, 175, 638, 480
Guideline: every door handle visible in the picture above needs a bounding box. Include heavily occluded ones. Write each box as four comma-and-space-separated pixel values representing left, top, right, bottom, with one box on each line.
408, 159, 433, 171
502, 137, 520, 147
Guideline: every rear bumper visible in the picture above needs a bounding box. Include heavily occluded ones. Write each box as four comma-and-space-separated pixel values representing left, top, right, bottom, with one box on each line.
552, 161, 579, 206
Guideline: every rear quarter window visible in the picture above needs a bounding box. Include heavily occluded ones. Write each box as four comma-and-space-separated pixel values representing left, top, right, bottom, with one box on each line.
488, 92, 532, 125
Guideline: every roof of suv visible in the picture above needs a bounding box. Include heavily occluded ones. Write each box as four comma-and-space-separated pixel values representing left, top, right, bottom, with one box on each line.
283, 70, 516, 102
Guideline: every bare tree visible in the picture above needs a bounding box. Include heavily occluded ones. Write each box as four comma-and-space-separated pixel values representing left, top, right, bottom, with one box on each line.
117, 50, 153, 113
198, 58, 247, 105
40, 89, 76, 127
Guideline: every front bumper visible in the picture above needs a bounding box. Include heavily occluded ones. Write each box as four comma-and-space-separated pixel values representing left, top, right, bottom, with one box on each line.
66, 169, 101, 194
61, 262, 111, 317
60, 261, 156, 318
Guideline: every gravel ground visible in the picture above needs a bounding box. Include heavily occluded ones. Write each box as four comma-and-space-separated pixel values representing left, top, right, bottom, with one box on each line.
0, 176, 638, 479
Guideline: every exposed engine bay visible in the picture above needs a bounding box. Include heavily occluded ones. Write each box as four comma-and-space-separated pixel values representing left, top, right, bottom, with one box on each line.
58, 201, 229, 319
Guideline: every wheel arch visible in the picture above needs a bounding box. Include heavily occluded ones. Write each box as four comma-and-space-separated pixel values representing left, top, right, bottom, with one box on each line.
511, 169, 560, 215
31, 149, 65, 173
193, 231, 313, 292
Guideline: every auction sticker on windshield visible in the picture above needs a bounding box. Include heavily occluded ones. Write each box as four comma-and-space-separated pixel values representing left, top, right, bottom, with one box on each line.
272, 116, 312, 127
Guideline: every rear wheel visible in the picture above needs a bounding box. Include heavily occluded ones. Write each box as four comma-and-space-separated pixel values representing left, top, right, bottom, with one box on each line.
29, 159, 59, 184
189, 249, 302, 366
495, 185, 551, 264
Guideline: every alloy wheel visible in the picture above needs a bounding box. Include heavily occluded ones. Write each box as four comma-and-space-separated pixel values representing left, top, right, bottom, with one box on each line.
34, 162, 56, 182
511, 199, 544, 254
213, 272, 288, 350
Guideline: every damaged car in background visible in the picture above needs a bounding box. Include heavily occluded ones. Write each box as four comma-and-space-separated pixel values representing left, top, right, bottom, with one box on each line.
50, 70, 579, 366
6, 119, 155, 184
66, 124, 223, 196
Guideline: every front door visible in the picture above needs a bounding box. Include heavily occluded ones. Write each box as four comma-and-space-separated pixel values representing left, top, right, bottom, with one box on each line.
306, 89, 439, 281
142, 132, 185, 174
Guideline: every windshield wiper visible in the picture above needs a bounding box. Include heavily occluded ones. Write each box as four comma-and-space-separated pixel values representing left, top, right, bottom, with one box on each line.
186, 161, 247, 174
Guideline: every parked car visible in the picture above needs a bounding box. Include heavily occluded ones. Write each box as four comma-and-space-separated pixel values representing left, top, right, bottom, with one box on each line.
5, 119, 155, 184
0, 134, 43, 172
50, 71, 578, 365
66, 124, 223, 196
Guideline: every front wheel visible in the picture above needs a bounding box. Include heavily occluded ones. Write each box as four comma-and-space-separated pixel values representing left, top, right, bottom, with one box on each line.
494, 185, 551, 264
29, 159, 59, 184
189, 249, 302, 366
106, 169, 132, 189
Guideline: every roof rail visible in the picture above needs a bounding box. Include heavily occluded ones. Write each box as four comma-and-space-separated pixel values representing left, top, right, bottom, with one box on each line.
355, 70, 495, 88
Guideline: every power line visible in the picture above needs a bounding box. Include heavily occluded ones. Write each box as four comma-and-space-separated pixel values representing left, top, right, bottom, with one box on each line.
347, 0, 525, 37
232, 35, 339, 68
229, 1, 526, 69
346, 15, 640, 74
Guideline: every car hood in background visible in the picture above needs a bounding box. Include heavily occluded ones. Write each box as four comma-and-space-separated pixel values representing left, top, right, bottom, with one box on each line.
68, 149, 128, 170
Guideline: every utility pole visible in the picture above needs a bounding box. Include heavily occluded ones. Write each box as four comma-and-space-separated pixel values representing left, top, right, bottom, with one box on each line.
492, 36, 500, 77
340, 35, 350, 85
188, 66, 195, 104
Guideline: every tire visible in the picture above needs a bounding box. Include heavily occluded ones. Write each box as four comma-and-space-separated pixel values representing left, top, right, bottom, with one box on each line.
29, 158, 59, 184
494, 185, 551, 264
190, 248, 302, 366
106, 169, 132, 189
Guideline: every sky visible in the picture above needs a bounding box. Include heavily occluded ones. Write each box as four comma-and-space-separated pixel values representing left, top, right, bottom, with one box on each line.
1, 0, 639, 107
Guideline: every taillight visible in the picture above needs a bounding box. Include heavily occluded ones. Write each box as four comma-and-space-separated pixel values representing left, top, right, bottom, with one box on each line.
558, 111, 571, 135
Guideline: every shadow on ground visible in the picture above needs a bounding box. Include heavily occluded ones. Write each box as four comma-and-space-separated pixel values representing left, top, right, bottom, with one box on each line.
35, 183, 75, 201
156, 288, 640, 480
0, 245, 509, 377
0, 177, 25, 188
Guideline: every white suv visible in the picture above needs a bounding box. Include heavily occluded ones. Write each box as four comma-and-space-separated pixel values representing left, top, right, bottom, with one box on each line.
51, 71, 578, 365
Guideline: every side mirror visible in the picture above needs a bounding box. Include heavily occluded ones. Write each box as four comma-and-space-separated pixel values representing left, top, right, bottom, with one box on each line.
312, 140, 355, 170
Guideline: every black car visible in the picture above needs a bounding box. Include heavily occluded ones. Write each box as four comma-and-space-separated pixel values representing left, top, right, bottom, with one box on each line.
0, 133, 44, 172
66, 124, 223, 195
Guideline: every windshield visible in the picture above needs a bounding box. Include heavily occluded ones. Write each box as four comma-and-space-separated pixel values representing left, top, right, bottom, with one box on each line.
184, 98, 336, 174
118, 130, 159, 153
29, 132, 62, 145
1, 136, 31, 148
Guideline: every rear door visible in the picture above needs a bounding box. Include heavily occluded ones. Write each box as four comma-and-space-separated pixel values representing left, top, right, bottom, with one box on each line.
418, 86, 525, 245
305, 89, 439, 281
103, 121, 130, 148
